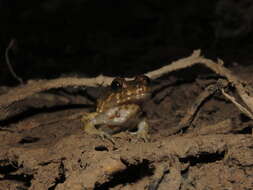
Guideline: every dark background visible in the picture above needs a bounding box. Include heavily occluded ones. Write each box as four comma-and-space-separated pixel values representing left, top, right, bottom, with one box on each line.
1, 0, 253, 85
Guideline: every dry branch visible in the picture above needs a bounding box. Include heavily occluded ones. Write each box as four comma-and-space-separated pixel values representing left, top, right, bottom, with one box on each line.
221, 89, 253, 119
148, 50, 253, 117
0, 76, 113, 108
177, 83, 220, 131
0, 76, 113, 120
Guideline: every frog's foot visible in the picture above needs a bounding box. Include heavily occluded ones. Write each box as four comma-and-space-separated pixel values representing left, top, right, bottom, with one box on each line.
131, 119, 150, 142
99, 131, 115, 144
83, 122, 115, 143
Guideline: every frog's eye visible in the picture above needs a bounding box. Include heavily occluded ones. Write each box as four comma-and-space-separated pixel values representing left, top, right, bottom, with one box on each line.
135, 75, 150, 85
111, 78, 123, 91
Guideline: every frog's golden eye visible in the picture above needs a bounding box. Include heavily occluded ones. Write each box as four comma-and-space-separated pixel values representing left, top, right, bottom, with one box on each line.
135, 75, 150, 85
111, 78, 123, 91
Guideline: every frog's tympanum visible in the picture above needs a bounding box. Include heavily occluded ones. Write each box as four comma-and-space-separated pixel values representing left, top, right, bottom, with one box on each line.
82, 75, 151, 142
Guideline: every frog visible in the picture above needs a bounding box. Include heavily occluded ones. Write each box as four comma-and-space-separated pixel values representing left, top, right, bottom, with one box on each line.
82, 75, 151, 142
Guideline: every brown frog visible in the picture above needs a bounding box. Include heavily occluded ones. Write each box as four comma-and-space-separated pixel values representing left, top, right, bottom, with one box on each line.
82, 75, 151, 142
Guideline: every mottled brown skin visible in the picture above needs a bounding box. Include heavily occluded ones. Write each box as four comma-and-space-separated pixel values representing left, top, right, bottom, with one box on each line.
82, 75, 151, 142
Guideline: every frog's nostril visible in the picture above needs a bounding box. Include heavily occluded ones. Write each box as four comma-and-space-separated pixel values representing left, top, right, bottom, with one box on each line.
136, 75, 150, 85
143, 75, 151, 84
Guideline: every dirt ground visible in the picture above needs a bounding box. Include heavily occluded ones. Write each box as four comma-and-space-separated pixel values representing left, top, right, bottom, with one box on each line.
0, 65, 252, 190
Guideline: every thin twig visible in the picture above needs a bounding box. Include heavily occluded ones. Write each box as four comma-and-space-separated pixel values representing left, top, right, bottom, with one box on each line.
5, 39, 24, 84
178, 83, 219, 130
221, 89, 253, 119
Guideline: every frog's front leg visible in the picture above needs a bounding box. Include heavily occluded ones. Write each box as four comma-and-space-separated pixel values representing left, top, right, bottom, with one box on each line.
132, 119, 150, 142
82, 112, 114, 142
82, 112, 99, 135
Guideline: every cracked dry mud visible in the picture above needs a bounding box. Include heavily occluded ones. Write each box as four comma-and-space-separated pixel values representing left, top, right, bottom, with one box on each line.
0, 66, 253, 190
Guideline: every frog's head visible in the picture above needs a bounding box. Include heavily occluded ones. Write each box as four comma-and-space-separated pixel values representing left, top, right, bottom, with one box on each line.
97, 75, 151, 112
111, 75, 151, 103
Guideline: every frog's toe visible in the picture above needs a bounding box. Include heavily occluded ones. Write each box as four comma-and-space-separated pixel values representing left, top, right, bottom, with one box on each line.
84, 125, 115, 143
136, 131, 150, 142
130, 130, 150, 142
99, 131, 115, 144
